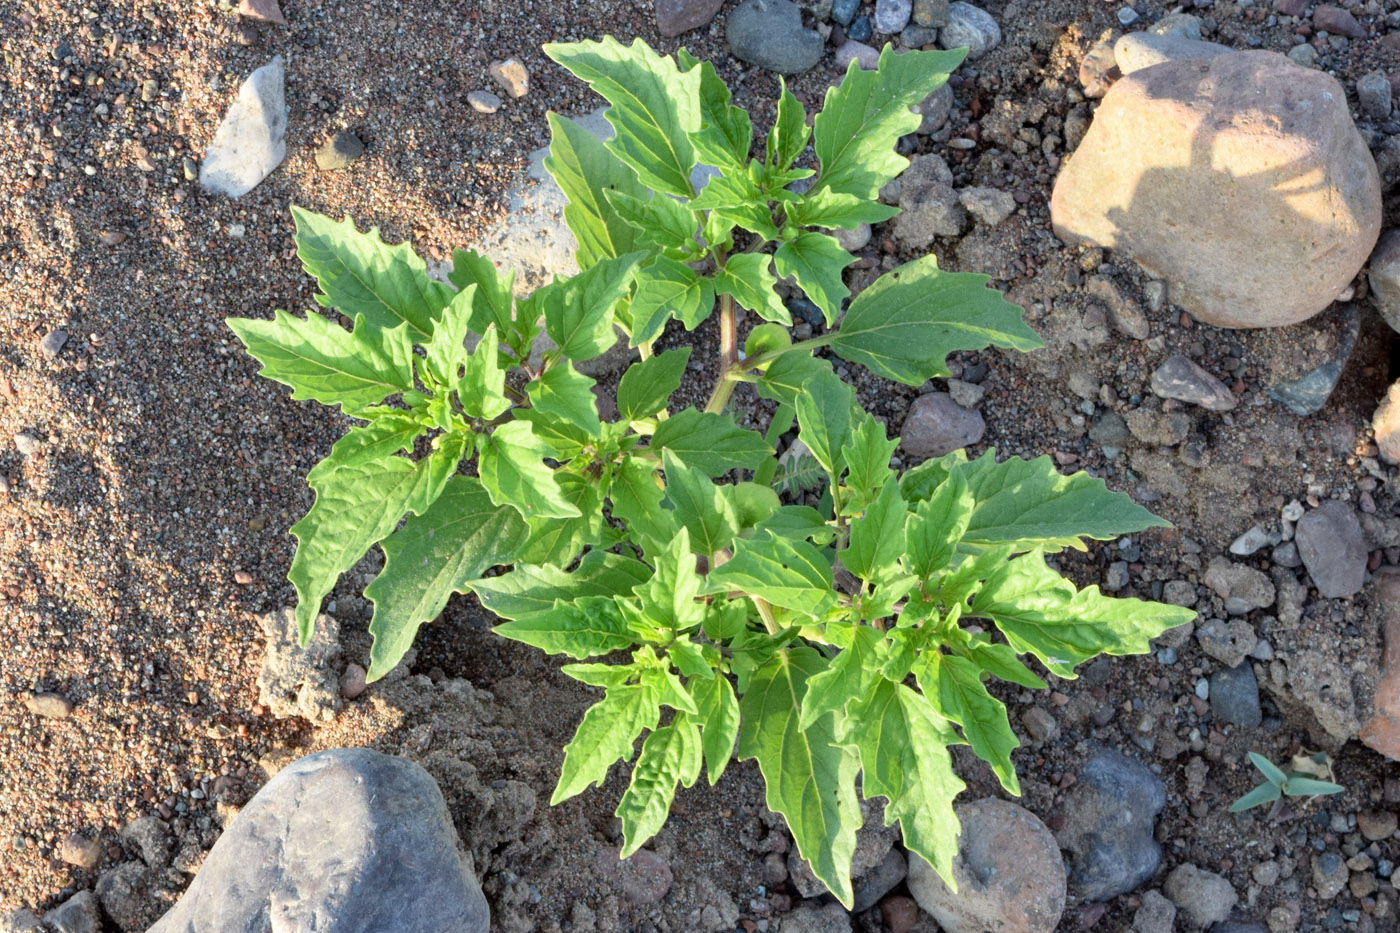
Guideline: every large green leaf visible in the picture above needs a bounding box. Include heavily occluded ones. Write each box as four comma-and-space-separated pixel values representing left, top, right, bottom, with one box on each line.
954, 451, 1172, 551
617, 718, 704, 857
904, 470, 974, 580
676, 48, 752, 171
706, 530, 835, 617
846, 681, 965, 888
610, 455, 678, 556
692, 173, 781, 242
479, 421, 583, 520
831, 255, 1042, 386
969, 550, 1196, 678
662, 451, 740, 557
630, 258, 715, 345
527, 364, 602, 436
365, 476, 527, 679
812, 46, 966, 201
767, 77, 810, 171
914, 652, 1021, 794
795, 368, 856, 481
449, 248, 516, 338
840, 413, 898, 502
844, 477, 907, 582
798, 623, 885, 730
635, 528, 704, 631
306, 416, 424, 484
603, 188, 699, 255
543, 113, 649, 269
789, 190, 900, 230
713, 253, 789, 325
456, 324, 511, 421
545, 37, 701, 198
537, 253, 645, 362
469, 551, 650, 619
553, 683, 661, 804
228, 311, 415, 415
774, 233, 852, 327
617, 347, 691, 421
691, 674, 741, 784
292, 207, 451, 342
515, 470, 604, 566
650, 408, 773, 478
495, 595, 636, 659
738, 648, 862, 907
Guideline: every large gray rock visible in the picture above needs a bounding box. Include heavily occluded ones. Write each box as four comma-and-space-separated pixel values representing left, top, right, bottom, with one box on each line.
1369, 229, 1400, 333
1056, 748, 1165, 901
1051, 51, 1381, 328
1295, 500, 1367, 598
727, 0, 825, 74
907, 799, 1066, 933
199, 57, 287, 198
43, 891, 100, 933
148, 748, 489, 933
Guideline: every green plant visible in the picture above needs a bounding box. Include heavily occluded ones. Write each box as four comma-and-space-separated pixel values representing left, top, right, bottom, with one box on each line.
1230, 752, 1344, 814
227, 38, 1196, 905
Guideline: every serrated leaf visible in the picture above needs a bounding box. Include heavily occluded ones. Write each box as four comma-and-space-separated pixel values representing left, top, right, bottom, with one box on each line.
969, 550, 1197, 678
495, 595, 635, 659
537, 252, 645, 362
677, 48, 753, 171
846, 680, 965, 888
954, 450, 1172, 551
795, 368, 856, 481
603, 188, 699, 254
713, 253, 789, 325
799, 624, 885, 729
690, 171, 781, 242
527, 363, 602, 436
663, 451, 740, 557
543, 112, 649, 269
789, 189, 901, 230
365, 476, 527, 680
668, 637, 713, 680
914, 652, 1021, 794
756, 353, 835, 409
650, 408, 773, 478
899, 449, 967, 502
457, 324, 511, 421
630, 258, 716, 345
831, 256, 1042, 386
553, 683, 662, 804
706, 530, 835, 617
812, 46, 966, 202
691, 674, 741, 784
516, 470, 603, 566
841, 413, 898, 501
738, 648, 862, 907
449, 248, 516, 338
755, 505, 836, 546
617, 718, 704, 856
904, 470, 974, 579
479, 420, 583, 520
610, 455, 679, 555
470, 550, 650, 619
561, 662, 640, 689
967, 640, 1047, 690
228, 310, 415, 415
292, 206, 452, 342
844, 477, 907, 581
767, 77, 810, 171
618, 347, 692, 421
642, 664, 699, 715
636, 528, 704, 631
774, 233, 852, 327
307, 416, 425, 485
545, 37, 701, 198
423, 287, 473, 388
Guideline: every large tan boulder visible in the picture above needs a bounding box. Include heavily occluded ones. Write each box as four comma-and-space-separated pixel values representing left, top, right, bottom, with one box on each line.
1051, 50, 1381, 328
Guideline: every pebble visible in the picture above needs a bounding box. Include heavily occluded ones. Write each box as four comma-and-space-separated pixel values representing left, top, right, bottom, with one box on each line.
1357, 70, 1392, 119
874, 0, 912, 33
852, 848, 907, 912
1230, 525, 1276, 556
1022, 706, 1059, 742
43, 891, 100, 933
0, 910, 45, 933
58, 832, 103, 871
1313, 852, 1349, 900
468, 90, 503, 114
1204, 557, 1275, 614
834, 222, 871, 252
1268, 304, 1360, 415
899, 392, 985, 460
1368, 231, 1400, 333
1150, 354, 1237, 411
946, 378, 984, 407
595, 847, 674, 904
938, 2, 1000, 59
38, 329, 68, 360
23, 691, 74, 719
880, 895, 919, 933
835, 40, 881, 71
1117, 6, 1140, 25
912, 82, 954, 134
340, 663, 368, 700
13, 432, 41, 456
655, 0, 725, 36
238, 0, 286, 24
1287, 42, 1317, 67
314, 131, 364, 172
847, 14, 874, 41
831, 0, 860, 25
1294, 500, 1367, 598
1056, 748, 1165, 900
1210, 663, 1262, 727
489, 58, 530, 98
1313, 4, 1366, 38
727, 0, 826, 74
958, 187, 1016, 226
900, 24, 938, 47
1133, 890, 1177, 933
912, 0, 949, 27
1164, 863, 1238, 928
200, 57, 287, 199
1357, 809, 1398, 841
233, 569, 254, 585
1374, 380, 1400, 464
1079, 37, 1120, 99
99, 230, 128, 247
1196, 617, 1259, 668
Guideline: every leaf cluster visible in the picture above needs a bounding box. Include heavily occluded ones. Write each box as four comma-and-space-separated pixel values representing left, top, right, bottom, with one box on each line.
1229, 752, 1345, 814
228, 38, 1195, 907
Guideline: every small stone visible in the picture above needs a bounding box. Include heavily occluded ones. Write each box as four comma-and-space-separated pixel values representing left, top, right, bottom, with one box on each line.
1312, 851, 1349, 899
13, 432, 41, 456
1230, 525, 1275, 557
0, 475, 10, 496
38, 329, 67, 360
0, 910, 45, 933
834, 222, 871, 252
832, 0, 860, 25
340, 663, 368, 700
120, 816, 173, 869
1294, 500, 1367, 598
895, 170, 965, 245
1057, 748, 1165, 900
912, 0, 948, 27
1132, 890, 1177, 933
1209, 663, 1262, 727
1357, 809, 1397, 841
200, 57, 287, 199
257, 607, 343, 722
1268, 304, 1361, 415
1150, 11, 1202, 39
1358, 70, 1393, 119
1022, 706, 1059, 742
958, 187, 1016, 226
237, 0, 286, 24
1079, 36, 1121, 99
1313, 4, 1366, 38
489, 58, 530, 98
913, 82, 954, 134
1203, 557, 1275, 614
594, 847, 674, 904
900, 24, 938, 47
1376, 380, 1400, 464
314, 131, 364, 171
847, 14, 873, 41
1163, 863, 1238, 928
835, 39, 881, 71
59, 833, 103, 871
938, 2, 1000, 59
852, 848, 908, 912
1150, 354, 1237, 410
900, 392, 985, 460
946, 378, 984, 408
43, 891, 100, 933
140, 78, 158, 102
233, 570, 253, 585
727, 0, 826, 74
1117, 6, 1140, 25
881, 895, 920, 933
874, 0, 912, 33
1370, 232, 1400, 334
655, 0, 725, 36
182, 157, 197, 181
23, 691, 73, 719
99, 230, 128, 246
467, 90, 502, 114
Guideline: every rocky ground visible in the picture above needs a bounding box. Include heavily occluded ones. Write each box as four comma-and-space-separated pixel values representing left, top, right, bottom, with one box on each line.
2, 0, 1400, 930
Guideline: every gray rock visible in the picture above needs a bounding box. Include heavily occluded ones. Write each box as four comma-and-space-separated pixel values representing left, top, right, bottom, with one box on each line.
1079, 36, 1120, 99
900, 392, 985, 460
13, 432, 40, 456
1229, 525, 1276, 556
655, 0, 725, 36
1272, 540, 1302, 568
43, 891, 100, 933
913, 81, 954, 134
834, 221, 871, 252
467, 90, 502, 114
1149, 11, 1202, 39
593, 847, 674, 904
148, 749, 488, 933
488, 58, 529, 98
1132, 889, 1176, 933
200, 56, 287, 199
946, 378, 984, 407
958, 186, 1016, 226
119, 816, 173, 869
1195, 617, 1257, 668
314, 131, 363, 171
1022, 706, 1059, 742
39, 328, 68, 359
900, 24, 938, 48
1124, 401, 1190, 447
894, 181, 965, 244
58, 832, 103, 871
835, 39, 881, 71
1358, 70, 1393, 119
727, 0, 825, 74
0, 910, 45, 933
778, 903, 852, 933
938, 2, 1000, 59
96, 861, 162, 932
1295, 500, 1367, 598
1203, 557, 1276, 614
1163, 863, 1238, 928
790, 799, 896, 898
1089, 411, 1132, 448
1057, 748, 1165, 901
908, 799, 1066, 933
1268, 304, 1360, 416
1369, 229, 1400, 333
1113, 33, 1230, 75
1117, 7, 1139, 25
912, 0, 949, 27
1312, 852, 1347, 899
1210, 663, 1263, 727
257, 607, 343, 722
852, 848, 907, 912
1150, 355, 1237, 411
874, 0, 911, 33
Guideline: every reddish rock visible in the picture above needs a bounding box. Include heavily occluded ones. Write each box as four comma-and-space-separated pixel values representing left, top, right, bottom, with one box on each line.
1313, 4, 1366, 38
1274, 0, 1312, 15
881, 895, 921, 933
655, 0, 724, 36
594, 846, 673, 904
237, 0, 286, 24
1360, 567, 1400, 760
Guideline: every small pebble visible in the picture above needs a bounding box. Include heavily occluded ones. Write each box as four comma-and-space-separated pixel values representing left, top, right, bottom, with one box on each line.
233, 570, 254, 585
38, 329, 68, 360
24, 692, 74, 719
99, 230, 129, 247
14, 432, 41, 456
1117, 6, 1140, 25
340, 663, 368, 700
489, 58, 530, 98
314, 131, 364, 171
468, 90, 503, 113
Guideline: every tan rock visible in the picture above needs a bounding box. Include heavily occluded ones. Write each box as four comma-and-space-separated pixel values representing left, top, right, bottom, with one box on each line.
1375, 380, 1400, 464
1360, 567, 1400, 760
1050, 51, 1381, 328
1112, 32, 1230, 75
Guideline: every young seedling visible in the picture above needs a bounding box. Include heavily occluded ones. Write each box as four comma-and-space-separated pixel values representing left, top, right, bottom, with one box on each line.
228, 37, 1197, 906
1230, 751, 1344, 817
